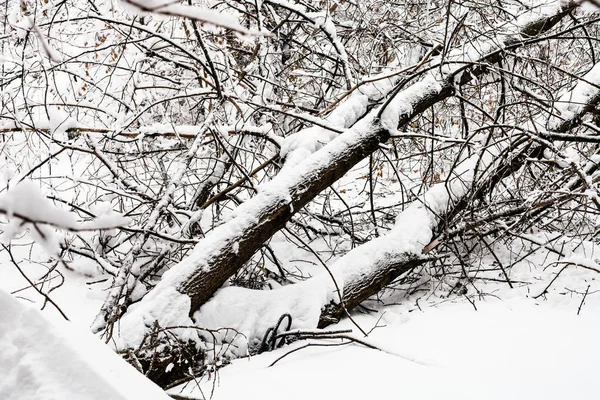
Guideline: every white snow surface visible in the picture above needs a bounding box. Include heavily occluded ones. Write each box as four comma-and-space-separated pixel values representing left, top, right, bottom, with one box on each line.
280, 93, 369, 167
516, 0, 565, 28
120, 0, 262, 35
188, 152, 477, 356
280, 71, 400, 167
170, 299, 600, 400
280, 126, 341, 167
380, 75, 443, 134
0, 181, 131, 231
0, 181, 78, 229
116, 0, 583, 355
193, 274, 339, 356
116, 112, 380, 348
548, 63, 600, 129
0, 181, 130, 254
0, 288, 170, 400
115, 286, 198, 350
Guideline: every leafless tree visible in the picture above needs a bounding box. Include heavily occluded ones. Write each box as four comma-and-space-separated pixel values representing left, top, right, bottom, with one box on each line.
2, 0, 600, 388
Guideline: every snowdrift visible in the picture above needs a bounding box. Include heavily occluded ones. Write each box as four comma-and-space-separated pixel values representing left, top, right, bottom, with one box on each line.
0, 288, 169, 400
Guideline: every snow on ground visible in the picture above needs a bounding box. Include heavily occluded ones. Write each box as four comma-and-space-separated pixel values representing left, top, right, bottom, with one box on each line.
193, 273, 339, 356
2, 194, 600, 400
170, 298, 600, 400
0, 287, 170, 400
170, 231, 600, 399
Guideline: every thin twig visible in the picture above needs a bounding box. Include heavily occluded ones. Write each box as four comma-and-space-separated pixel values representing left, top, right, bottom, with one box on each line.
2, 244, 70, 321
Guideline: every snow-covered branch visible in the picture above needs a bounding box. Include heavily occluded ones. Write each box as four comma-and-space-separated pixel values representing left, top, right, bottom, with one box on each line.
114, 0, 578, 354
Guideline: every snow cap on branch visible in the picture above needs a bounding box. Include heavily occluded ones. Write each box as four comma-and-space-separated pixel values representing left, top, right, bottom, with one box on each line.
0, 181, 130, 254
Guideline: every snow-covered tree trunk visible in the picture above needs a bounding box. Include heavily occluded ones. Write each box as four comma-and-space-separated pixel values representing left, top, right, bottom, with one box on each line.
4, 0, 600, 394
114, 1, 578, 346
319, 62, 600, 326
186, 59, 600, 378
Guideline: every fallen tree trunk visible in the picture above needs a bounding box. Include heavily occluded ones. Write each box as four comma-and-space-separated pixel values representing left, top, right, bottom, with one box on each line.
319, 64, 600, 327
115, 1, 578, 344
131, 66, 600, 384
193, 59, 600, 342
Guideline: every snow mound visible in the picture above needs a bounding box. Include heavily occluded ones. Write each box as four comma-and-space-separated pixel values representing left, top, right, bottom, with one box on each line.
0, 181, 130, 254
280, 126, 339, 167
280, 92, 369, 168
193, 274, 340, 356
0, 288, 170, 400
171, 301, 600, 400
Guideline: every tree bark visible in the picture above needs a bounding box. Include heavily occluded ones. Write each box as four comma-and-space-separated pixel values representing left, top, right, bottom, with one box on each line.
118, 2, 576, 331
319, 61, 600, 326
